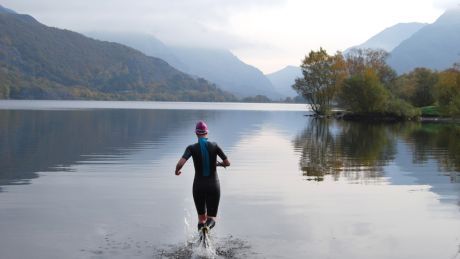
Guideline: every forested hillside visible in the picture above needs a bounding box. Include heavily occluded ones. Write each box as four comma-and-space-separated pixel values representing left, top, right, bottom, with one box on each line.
0, 8, 236, 101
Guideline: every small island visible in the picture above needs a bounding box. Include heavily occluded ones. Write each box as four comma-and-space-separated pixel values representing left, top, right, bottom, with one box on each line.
292, 48, 460, 121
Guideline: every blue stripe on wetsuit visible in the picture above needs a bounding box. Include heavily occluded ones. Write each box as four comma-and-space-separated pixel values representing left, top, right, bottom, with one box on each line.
198, 138, 211, 176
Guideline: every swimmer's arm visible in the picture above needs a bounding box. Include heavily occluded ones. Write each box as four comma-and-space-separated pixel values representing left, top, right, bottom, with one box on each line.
176, 146, 192, 176
217, 159, 230, 168
175, 158, 187, 176
216, 145, 230, 168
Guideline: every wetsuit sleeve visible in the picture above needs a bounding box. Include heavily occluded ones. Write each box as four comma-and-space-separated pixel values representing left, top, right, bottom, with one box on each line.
182, 145, 192, 160
216, 144, 227, 160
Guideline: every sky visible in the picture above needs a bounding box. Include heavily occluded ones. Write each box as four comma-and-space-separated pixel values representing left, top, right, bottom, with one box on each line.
2, 0, 458, 73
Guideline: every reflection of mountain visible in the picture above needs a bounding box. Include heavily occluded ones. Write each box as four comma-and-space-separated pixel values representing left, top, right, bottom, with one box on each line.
293, 119, 397, 182
0, 109, 196, 190
0, 107, 286, 192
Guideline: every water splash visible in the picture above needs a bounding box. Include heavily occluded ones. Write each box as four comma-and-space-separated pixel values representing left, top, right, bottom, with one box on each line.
156, 235, 251, 259
191, 231, 217, 258
155, 210, 252, 258
184, 209, 194, 241
184, 209, 217, 258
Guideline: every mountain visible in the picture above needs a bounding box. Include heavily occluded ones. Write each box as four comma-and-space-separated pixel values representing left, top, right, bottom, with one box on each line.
0, 7, 236, 101
266, 66, 301, 98
346, 23, 426, 53
84, 32, 189, 72
0, 5, 16, 14
86, 32, 281, 99
169, 47, 281, 99
388, 8, 460, 74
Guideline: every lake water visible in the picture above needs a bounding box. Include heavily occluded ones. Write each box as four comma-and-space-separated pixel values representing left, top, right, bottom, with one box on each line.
1, 100, 460, 259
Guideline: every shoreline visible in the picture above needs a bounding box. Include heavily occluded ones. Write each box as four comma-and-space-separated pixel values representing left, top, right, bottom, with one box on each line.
304, 112, 460, 123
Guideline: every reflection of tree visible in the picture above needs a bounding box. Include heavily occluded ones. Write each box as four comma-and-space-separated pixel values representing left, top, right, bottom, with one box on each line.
405, 123, 460, 182
293, 119, 397, 182
338, 122, 397, 168
293, 119, 341, 181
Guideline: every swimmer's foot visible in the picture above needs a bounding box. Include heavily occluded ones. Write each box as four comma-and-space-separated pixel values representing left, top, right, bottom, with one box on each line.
197, 222, 205, 232
205, 218, 216, 229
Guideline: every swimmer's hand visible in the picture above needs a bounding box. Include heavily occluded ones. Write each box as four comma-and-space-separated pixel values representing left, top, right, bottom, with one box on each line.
175, 158, 186, 176
217, 161, 227, 169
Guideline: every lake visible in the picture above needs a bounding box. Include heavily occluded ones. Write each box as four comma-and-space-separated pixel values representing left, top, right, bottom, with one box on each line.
1, 100, 460, 259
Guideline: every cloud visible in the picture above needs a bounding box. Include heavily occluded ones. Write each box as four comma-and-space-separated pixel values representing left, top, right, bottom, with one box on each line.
433, 0, 460, 9
2, 0, 284, 49
2, 0, 445, 73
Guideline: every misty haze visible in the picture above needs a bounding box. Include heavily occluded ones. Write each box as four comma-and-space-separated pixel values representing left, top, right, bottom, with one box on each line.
1, 1, 460, 259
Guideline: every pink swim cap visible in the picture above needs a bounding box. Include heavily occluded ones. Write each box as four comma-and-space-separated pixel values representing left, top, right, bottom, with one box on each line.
195, 120, 209, 135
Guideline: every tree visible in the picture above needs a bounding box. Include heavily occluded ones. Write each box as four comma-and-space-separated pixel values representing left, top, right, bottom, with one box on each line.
345, 48, 396, 86
292, 48, 347, 115
410, 68, 438, 107
390, 68, 438, 107
339, 69, 390, 114
435, 67, 460, 116
242, 95, 272, 103
0, 84, 9, 99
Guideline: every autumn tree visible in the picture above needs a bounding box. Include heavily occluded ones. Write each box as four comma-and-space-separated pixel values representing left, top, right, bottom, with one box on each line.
389, 68, 438, 107
338, 48, 419, 118
435, 67, 460, 116
345, 48, 396, 86
293, 48, 347, 115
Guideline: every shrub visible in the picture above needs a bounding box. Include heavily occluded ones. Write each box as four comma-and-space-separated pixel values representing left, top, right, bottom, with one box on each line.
385, 98, 421, 119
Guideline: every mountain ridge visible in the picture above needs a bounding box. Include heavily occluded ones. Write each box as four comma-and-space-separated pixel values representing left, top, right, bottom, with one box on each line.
0, 9, 236, 101
266, 65, 301, 98
388, 7, 460, 73
170, 46, 281, 99
87, 32, 281, 99
346, 22, 426, 53
0, 5, 16, 14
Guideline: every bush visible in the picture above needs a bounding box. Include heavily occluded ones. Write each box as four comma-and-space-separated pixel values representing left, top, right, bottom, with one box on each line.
338, 69, 389, 114
385, 98, 421, 119
0, 83, 10, 99
439, 95, 460, 117
435, 68, 460, 116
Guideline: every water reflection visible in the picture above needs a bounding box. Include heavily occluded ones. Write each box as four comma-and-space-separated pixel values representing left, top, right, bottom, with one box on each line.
0, 108, 281, 192
405, 123, 460, 181
0, 109, 198, 190
294, 118, 460, 205
1, 105, 460, 258
293, 119, 397, 182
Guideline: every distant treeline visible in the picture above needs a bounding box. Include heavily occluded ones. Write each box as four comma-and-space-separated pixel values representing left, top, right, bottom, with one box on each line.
0, 68, 237, 102
293, 48, 460, 119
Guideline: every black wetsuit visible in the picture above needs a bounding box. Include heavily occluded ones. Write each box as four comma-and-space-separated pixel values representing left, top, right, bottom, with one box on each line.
182, 138, 227, 217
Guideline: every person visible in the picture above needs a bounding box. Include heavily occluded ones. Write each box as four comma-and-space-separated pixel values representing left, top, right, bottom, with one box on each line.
175, 120, 230, 233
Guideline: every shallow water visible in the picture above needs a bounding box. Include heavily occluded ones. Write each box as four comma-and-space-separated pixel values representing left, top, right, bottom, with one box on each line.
0, 101, 460, 259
